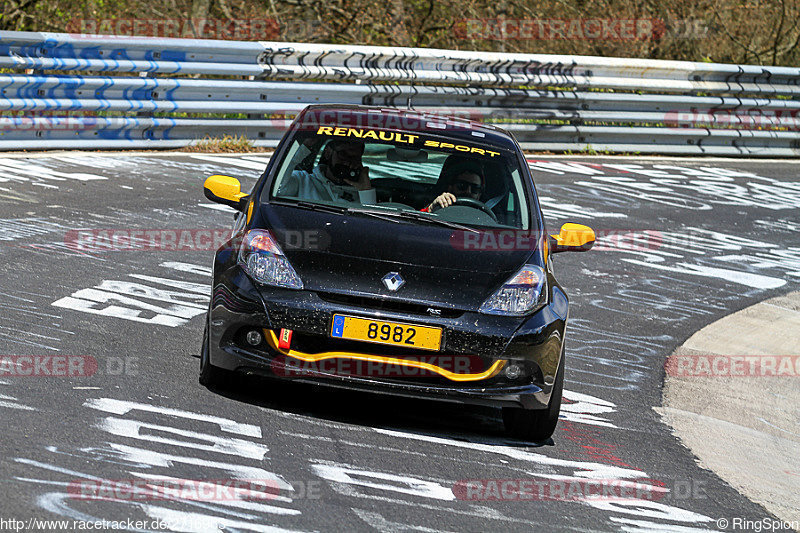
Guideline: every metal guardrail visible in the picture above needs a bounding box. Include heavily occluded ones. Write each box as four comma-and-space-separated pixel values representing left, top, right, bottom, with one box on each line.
1, 31, 799, 155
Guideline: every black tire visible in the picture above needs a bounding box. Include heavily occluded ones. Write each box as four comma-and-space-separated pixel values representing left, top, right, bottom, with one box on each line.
199, 323, 231, 388
502, 349, 565, 442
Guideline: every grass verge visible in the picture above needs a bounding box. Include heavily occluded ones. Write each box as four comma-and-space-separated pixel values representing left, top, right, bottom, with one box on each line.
181, 135, 271, 153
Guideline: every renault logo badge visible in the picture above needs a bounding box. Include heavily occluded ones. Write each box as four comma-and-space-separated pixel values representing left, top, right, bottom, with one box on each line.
382, 272, 405, 291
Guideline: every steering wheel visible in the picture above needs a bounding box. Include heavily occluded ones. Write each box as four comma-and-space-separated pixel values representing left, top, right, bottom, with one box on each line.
432, 197, 498, 222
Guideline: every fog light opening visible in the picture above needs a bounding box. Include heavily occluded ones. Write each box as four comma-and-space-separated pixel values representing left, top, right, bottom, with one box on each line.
246, 330, 263, 346
504, 363, 523, 381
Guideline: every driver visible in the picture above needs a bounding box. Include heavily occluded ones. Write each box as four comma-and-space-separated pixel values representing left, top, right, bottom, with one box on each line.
423, 160, 485, 212
278, 137, 376, 204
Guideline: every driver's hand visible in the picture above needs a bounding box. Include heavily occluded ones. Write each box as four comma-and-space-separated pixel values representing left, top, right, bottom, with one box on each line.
344, 166, 371, 191
428, 192, 457, 210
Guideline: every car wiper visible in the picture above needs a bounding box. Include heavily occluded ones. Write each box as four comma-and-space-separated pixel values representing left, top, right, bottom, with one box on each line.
274, 202, 409, 226
397, 210, 481, 233
350, 207, 479, 233
345, 207, 408, 225
273, 201, 479, 233
274, 200, 405, 223
271, 199, 348, 214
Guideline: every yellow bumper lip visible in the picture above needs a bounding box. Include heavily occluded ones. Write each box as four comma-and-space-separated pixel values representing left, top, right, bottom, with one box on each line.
263, 329, 506, 382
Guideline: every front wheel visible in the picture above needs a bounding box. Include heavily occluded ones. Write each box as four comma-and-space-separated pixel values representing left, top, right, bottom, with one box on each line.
199, 323, 232, 388
502, 350, 564, 442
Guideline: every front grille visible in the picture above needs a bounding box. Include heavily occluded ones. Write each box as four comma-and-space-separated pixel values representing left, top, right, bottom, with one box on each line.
316, 292, 463, 318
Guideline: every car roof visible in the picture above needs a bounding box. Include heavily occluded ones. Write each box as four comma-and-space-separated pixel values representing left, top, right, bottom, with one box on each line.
294, 104, 519, 151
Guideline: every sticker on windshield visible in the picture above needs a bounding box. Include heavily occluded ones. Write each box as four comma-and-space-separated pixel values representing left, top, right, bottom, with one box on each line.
315, 127, 418, 144
314, 126, 501, 157
423, 140, 500, 157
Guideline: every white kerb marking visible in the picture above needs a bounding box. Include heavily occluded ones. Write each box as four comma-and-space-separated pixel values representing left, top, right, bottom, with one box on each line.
161, 262, 212, 277
372, 428, 645, 481
84, 398, 262, 437
97, 417, 269, 460
312, 463, 455, 501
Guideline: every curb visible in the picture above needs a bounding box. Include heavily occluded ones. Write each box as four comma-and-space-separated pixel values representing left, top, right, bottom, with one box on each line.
656, 290, 800, 527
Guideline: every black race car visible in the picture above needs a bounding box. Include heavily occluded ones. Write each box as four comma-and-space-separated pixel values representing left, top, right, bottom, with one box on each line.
200, 105, 594, 441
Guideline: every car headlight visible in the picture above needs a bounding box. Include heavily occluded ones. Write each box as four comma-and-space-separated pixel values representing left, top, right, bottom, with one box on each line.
238, 229, 303, 289
479, 265, 547, 316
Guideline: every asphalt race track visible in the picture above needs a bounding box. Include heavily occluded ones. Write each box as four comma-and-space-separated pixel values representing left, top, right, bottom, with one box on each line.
0, 153, 798, 532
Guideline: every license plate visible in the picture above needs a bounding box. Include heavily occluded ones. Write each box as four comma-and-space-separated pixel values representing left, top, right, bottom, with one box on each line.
330, 315, 442, 351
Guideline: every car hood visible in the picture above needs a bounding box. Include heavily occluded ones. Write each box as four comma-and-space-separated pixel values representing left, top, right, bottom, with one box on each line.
259, 205, 539, 310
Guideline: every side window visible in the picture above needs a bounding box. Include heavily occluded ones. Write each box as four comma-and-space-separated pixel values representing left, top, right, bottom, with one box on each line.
270, 141, 300, 196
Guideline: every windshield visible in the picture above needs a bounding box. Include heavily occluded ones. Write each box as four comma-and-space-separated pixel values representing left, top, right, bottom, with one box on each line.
265, 128, 534, 230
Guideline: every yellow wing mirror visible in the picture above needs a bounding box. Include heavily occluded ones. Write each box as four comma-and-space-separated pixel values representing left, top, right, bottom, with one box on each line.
204, 175, 249, 211
549, 223, 595, 253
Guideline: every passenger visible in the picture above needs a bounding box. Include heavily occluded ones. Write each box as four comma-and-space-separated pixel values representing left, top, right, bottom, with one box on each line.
423, 160, 485, 212
278, 138, 376, 204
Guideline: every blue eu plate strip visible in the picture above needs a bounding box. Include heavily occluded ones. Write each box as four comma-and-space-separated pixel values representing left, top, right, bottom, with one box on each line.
331, 315, 345, 338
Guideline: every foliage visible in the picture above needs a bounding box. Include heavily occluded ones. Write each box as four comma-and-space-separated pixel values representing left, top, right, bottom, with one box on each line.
3, 0, 800, 67
182, 134, 270, 152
